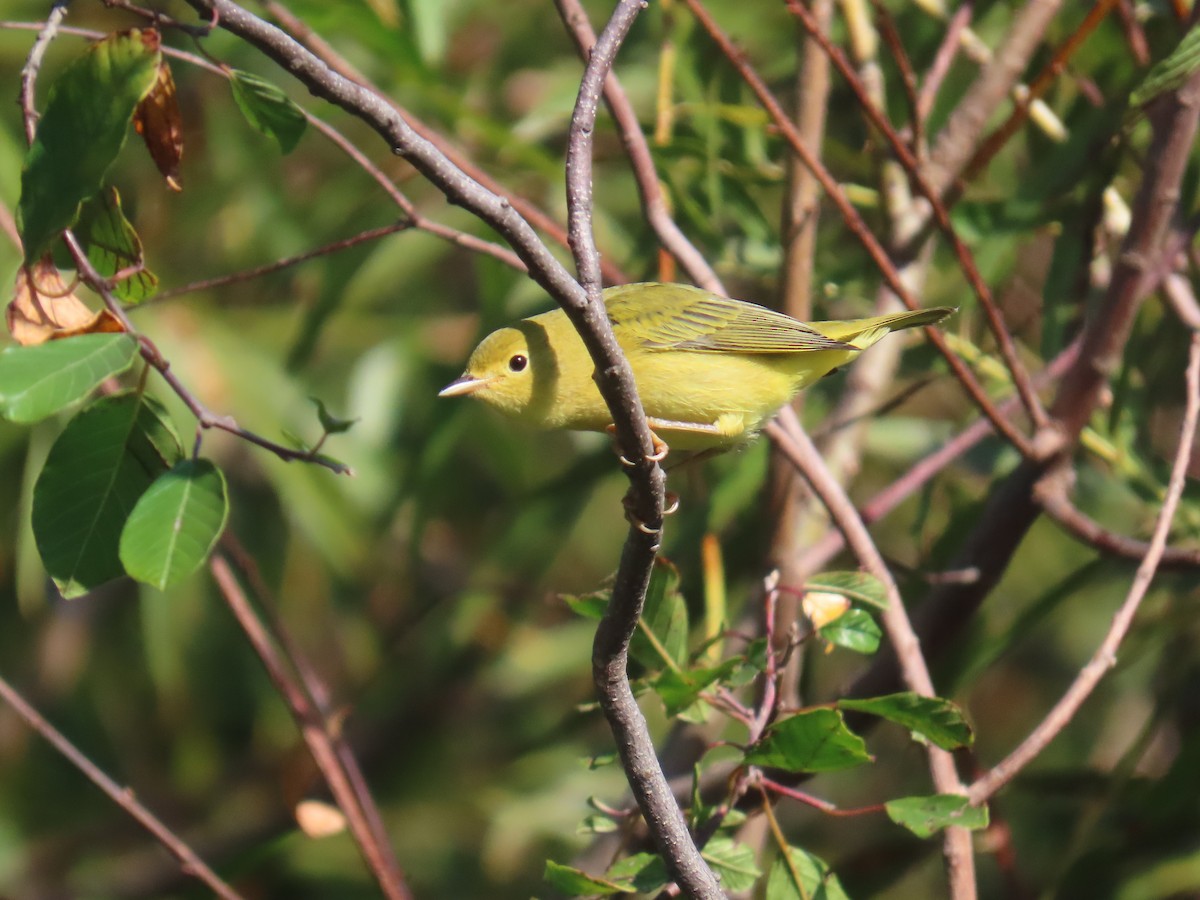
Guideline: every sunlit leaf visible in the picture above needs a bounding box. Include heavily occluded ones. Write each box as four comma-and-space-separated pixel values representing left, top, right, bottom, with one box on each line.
839, 693, 974, 750
119, 459, 229, 589
229, 69, 307, 153
0, 333, 137, 422
7, 262, 125, 346
885, 794, 988, 838
745, 709, 871, 773
804, 571, 888, 610
32, 393, 182, 597
18, 29, 161, 262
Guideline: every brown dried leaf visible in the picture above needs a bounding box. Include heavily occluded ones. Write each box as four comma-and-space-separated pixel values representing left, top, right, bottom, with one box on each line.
133, 59, 183, 191
7, 261, 125, 346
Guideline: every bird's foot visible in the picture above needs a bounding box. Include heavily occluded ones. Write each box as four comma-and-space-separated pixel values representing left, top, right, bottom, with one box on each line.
608, 425, 669, 467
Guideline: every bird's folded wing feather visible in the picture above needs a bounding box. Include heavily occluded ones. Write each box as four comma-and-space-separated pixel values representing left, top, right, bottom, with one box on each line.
605, 284, 854, 354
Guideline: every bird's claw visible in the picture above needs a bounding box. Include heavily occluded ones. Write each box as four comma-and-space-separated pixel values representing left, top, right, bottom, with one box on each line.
622, 491, 680, 534
608, 426, 670, 467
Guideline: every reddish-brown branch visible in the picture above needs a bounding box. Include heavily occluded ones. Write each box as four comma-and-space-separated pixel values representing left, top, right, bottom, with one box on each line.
210, 554, 413, 900
960, 0, 1122, 186
765, 409, 976, 898
260, 0, 629, 285
969, 331, 1200, 803
0, 674, 244, 900
785, 0, 1051, 435
681, 0, 1032, 459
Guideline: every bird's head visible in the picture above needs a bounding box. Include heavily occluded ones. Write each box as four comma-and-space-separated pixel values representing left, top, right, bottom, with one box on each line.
439, 325, 542, 418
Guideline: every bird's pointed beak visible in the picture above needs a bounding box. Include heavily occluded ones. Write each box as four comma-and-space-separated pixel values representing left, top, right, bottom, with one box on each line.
438, 374, 490, 397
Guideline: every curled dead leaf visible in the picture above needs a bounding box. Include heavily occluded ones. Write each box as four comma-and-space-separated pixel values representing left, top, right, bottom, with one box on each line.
8, 261, 125, 346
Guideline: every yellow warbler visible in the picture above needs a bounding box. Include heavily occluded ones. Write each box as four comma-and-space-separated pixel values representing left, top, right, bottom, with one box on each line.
440, 282, 953, 451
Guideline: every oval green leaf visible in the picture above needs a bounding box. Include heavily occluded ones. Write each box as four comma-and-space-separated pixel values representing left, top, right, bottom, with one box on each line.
745, 708, 871, 773
0, 334, 138, 423
885, 794, 988, 838
18, 29, 161, 262
838, 692, 973, 750
805, 571, 888, 610
631, 557, 689, 669
229, 70, 307, 153
818, 608, 882, 654
120, 459, 229, 589
32, 392, 182, 597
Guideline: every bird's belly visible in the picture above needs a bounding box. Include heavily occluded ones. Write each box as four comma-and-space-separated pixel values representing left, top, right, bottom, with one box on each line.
631, 352, 803, 444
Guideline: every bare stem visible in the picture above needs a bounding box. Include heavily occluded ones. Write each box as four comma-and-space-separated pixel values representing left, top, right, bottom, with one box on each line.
210, 554, 413, 900
0, 673, 244, 900
969, 332, 1200, 803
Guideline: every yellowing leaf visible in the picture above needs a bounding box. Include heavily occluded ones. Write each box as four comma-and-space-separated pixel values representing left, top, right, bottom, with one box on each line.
7, 262, 124, 346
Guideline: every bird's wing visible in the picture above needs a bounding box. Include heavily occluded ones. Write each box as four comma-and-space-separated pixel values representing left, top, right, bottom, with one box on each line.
604, 283, 853, 354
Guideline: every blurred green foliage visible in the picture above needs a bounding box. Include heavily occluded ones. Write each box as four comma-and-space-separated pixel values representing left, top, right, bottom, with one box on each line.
0, 1, 1197, 898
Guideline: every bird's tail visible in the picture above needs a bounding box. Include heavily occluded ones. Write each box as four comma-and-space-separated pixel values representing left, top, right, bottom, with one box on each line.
813, 306, 955, 350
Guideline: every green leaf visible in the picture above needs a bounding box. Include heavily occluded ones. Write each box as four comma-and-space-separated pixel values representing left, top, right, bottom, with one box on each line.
839, 693, 974, 750
818, 608, 881, 654
229, 70, 308, 153
885, 794, 988, 838
32, 393, 182, 597
765, 845, 850, 900
1129, 24, 1200, 114
75, 186, 158, 303
652, 659, 738, 716
0, 334, 138, 423
605, 853, 668, 894
18, 29, 161, 262
561, 589, 607, 619
119, 459, 229, 589
804, 571, 888, 610
543, 860, 630, 896
745, 709, 871, 773
631, 557, 689, 669
309, 396, 359, 434
702, 837, 760, 892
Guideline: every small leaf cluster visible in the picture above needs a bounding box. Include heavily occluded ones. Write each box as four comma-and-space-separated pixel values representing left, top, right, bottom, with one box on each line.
553, 561, 983, 896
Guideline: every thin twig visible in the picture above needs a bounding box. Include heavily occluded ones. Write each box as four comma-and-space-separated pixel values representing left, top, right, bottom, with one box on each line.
925, 0, 1065, 200
0, 673, 244, 900
18, 2, 69, 145
150, 221, 414, 302
969, 331, 1200, 803
259, 0, 628, 285
564, 1, 722, 895
210, 554, 413, 900
791, 337, 1083, 579
765, 408, 977, 899
555, 0, 724, 294
960, 0, 1121, 187
786, 0, 1051, 434
681, 0, 1033, 458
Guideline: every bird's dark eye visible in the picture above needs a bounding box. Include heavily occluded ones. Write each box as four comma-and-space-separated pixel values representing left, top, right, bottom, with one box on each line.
508, 354, 528, 372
